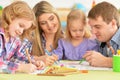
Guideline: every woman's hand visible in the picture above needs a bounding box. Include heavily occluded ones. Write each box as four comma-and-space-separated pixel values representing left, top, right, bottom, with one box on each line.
34, 54, 58, 66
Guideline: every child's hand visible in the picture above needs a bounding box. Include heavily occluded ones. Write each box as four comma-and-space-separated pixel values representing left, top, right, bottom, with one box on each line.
34, 60, 45, 70
17, 63, 37, 73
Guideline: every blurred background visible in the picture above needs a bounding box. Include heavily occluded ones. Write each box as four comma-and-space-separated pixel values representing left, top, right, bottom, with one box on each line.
0, 0, 120, 29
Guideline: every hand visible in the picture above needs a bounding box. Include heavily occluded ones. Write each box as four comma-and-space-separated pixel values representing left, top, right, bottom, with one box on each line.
39, 54, 58, 66
52, 54, 58, 61
17, 63, 37, 73
44, 54, 58, 66
83, 51, 112, 67
34, 60, 45, 70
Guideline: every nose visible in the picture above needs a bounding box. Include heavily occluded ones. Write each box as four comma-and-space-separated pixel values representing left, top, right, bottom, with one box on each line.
75, 30, 81, 35
17, 29, 23, 35
47, 21, 52, 28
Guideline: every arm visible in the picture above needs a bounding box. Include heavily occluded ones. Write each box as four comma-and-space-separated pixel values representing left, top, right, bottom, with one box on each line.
53, 39, 64, 60
11, 38, 37, 73
16, 39, 33, 62
83, 51, 112, 67
33, 39, 64, 66
0, 35, 19, 73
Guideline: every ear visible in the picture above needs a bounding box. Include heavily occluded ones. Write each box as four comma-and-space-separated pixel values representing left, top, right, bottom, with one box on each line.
111, 19, 117, 26
111, 19, 118, 29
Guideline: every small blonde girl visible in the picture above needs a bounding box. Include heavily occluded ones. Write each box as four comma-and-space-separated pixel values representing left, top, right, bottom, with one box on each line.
53, 9, 99, 60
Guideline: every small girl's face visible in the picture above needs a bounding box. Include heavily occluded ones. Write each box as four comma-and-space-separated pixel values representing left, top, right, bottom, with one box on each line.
38, 13, 59, 34
69, 20, 85, 40
8, 18, 32, 37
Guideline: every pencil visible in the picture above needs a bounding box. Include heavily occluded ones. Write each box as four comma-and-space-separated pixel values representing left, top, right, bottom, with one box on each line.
50, 45, 59, 64
44, 48, 58, 64
26, 48, 32, 63
79, 58, 85, 64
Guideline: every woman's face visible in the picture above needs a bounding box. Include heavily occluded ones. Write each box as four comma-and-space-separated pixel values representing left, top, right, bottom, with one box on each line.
38, 13, 59, 35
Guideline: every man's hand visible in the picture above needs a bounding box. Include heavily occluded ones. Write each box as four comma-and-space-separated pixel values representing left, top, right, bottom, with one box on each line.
83, 51, 112, 67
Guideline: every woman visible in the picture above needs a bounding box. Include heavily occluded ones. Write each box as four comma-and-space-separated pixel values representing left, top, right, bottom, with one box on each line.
32, 1, 63, 66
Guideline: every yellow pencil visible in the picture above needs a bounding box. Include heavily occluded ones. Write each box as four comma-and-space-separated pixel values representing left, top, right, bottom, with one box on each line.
26, 48, 32, 63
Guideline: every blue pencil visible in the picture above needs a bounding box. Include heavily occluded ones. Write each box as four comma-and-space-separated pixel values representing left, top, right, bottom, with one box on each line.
44, 49, 58, 64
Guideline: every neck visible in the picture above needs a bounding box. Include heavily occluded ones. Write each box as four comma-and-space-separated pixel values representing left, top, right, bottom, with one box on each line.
5, 34, 10, 43
44, 33, 55, 51
44, 33, 55, 41
71, 38, 84, 47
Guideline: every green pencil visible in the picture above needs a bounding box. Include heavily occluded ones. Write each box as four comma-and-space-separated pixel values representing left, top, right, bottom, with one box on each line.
79, 58, 85, 64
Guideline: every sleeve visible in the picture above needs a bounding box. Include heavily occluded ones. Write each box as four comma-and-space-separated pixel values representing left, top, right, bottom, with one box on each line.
52, 39, 64, 60
16, 38, 34, 63
0, 34, 19, 74
2, 38, 33, 74
88, 39, 99, 51
5, 61, 19, 74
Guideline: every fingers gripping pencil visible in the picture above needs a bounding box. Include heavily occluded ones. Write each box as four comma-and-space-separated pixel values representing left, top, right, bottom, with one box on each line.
26, 48, 32, 63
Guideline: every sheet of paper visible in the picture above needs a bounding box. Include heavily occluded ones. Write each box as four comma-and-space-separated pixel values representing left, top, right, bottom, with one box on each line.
32, 60, 112, 74
59, 60, 112, 70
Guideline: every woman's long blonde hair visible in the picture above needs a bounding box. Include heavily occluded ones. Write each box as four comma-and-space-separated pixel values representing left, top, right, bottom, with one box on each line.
1, 1, 37, 41
32, 1, 63, 56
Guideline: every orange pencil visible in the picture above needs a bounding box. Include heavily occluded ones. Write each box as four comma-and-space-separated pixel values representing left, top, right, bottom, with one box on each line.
26, 48, 32, 63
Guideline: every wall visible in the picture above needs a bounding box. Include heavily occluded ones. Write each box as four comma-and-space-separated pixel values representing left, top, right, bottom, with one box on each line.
0, 0, 120, 10
0, 0, 120, 28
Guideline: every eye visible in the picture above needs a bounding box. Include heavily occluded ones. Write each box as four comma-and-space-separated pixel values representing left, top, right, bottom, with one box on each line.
71, 30, 77, 32
19, 23, 24, 28
39, 21, 47, 25
79, 29, 84, 32
49, 15, 54, 21
94, 25, 101, 29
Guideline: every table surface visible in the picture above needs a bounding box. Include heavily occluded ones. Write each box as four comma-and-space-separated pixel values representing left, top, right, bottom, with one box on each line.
0, 60, 120, 80
0, 70, 120, 80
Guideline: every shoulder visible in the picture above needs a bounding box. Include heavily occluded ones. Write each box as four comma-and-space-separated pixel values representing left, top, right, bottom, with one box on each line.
112, 28, 120, 46
58, 38, 69, 44
22, 38, 32, 45
85, 38, 98, 45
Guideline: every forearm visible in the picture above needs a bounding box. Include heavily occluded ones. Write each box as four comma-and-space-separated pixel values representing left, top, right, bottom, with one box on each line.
6, 61, 19, 73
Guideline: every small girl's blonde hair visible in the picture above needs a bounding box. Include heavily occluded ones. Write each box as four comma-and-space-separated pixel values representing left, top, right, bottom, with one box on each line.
66, 9, 92, 40
1, 1, 37, 40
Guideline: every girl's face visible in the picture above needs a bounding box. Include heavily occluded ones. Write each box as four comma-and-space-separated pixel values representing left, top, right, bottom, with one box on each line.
69, 20, 85, 40
38, 13, 59, 35
8, 18, 32, 37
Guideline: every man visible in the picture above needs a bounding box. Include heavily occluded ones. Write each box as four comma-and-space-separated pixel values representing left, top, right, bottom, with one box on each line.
83, 1, 120, 67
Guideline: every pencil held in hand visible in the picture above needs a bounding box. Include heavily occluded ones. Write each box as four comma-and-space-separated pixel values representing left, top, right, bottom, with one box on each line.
79, 58, 85, 64
26, 48, 32, 63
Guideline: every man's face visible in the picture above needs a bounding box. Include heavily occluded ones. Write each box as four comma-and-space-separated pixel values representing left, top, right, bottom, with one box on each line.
88, 16, 116, 42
